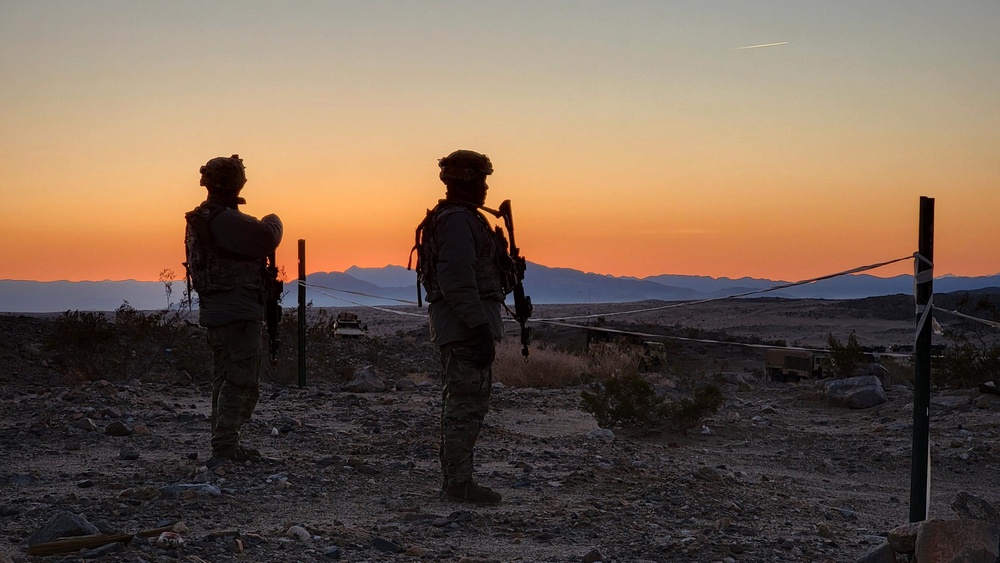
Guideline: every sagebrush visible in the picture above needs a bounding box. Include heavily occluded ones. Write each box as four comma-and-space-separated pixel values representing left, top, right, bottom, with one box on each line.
580, 372, 723, 432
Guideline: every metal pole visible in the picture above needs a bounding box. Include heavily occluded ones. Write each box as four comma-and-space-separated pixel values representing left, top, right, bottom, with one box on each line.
909, 196, 934, 522
297, 239, 307, 388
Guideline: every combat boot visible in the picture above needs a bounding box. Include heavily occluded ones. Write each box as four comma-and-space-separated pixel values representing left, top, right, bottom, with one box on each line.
207, 445, 263, 468
233, 446, 263, 462
443, 480, 502, 505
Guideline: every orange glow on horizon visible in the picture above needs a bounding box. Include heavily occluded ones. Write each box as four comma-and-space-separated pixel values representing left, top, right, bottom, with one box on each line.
2, 3, 998, 283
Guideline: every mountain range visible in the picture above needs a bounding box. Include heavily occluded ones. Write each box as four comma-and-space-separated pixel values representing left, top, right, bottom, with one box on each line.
2, 263, 999, 313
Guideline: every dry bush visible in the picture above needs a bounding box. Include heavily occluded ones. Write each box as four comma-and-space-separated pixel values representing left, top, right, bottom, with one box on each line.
880, 356, 914, 386
585, 340, 643, 381
581, 373, 666, 429
46, 302, 192, 383
493, 338, 647, 389
494, 339, 587, 388
581, 372, 723, 433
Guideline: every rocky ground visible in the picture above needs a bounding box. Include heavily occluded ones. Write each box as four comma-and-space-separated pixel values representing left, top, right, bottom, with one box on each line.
2, 298, 1000, 562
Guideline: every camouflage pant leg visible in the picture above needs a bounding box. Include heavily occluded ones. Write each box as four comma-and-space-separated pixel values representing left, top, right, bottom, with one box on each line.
208, 320, 263, 453
439, 341, 493, 487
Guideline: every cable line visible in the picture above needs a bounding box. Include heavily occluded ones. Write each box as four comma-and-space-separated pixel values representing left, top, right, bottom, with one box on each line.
536, 254, 915, 322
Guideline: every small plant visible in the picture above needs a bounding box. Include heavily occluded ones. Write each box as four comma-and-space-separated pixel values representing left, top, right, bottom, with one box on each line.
159, 268, 176, 310
581, 372, 667, 429
581, 372, 723, 433
46, 310, 117, 380
44, 301, 210, 383
934, 294, 1000, 389
585, 340, 643, 381
661, 384, 724, 432
827, 332, 867, 377
493, 339, 586, 388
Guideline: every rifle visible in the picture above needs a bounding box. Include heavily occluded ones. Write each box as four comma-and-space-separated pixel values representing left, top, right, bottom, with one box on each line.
483, 199, 533, 357
264, 252, 283, 364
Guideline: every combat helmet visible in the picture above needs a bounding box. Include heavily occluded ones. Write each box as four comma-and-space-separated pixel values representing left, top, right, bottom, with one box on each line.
200, 154, 247, 193
439, 150, 493, 184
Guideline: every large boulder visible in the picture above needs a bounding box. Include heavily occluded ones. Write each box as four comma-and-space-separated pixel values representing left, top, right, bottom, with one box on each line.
951, 491, 1000, 525
914, 519, 1000, 563
824, 376, 888, 409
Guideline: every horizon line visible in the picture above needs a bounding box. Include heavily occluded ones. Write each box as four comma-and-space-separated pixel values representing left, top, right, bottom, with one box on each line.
4, 266, 995, 286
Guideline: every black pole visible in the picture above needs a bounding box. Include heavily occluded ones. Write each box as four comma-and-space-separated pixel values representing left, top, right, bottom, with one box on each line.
297, 239, 307, 388
909, 196, 934, 522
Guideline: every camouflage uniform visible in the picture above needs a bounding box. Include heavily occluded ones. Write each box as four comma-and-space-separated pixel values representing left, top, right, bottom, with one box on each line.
185, 155, 282, 461
418, 150, 511, 503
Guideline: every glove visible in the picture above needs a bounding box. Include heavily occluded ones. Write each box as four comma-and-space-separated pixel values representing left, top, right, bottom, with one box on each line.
469, 324, 496, 369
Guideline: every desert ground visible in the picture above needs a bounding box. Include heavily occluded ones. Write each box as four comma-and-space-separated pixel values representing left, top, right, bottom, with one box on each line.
2, 297, 999, 562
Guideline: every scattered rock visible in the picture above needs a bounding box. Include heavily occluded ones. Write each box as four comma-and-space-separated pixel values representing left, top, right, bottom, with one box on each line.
855, 543, 897, 563
154, 531, 184, 548
74, 417, 97, 431
159, 483, 222, 499
373, 536, 405, 553
346, 366, 386, 393
9, 474, 36, 486
930, 394, 972, 411
973, 393, 1000, 409
286, 525, 311, 541
587, 428, 615, 440
887, 521, 920, 553
104, 421, 133, 436
951, 491, 1000, 525
27, 511, 100, 546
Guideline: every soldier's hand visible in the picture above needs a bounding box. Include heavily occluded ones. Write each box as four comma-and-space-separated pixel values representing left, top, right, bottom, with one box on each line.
470, 324, 496, 369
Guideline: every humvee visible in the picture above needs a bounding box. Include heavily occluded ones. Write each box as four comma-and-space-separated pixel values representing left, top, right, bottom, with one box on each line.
333, 312, 367, 339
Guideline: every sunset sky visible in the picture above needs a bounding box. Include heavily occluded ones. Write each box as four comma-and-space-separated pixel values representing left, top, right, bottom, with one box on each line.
2, 1, 998, 283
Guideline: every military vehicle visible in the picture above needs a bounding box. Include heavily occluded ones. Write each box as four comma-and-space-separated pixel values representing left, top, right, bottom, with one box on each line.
765, 349, 831, 382
332, 312, 367, 339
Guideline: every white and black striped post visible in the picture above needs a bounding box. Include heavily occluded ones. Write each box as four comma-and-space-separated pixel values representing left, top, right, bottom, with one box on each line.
909, 196, 934, 521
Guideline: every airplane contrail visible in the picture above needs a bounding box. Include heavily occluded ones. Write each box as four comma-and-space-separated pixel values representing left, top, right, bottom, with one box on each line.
735, 41, 789, 50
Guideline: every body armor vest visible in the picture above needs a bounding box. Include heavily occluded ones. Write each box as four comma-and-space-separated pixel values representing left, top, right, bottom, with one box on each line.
184, 202, 264, 295
418, 203, 514, 304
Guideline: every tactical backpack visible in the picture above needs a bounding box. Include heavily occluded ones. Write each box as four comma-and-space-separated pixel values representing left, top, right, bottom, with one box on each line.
408, 202, 515, 307
184, 202, 264, 296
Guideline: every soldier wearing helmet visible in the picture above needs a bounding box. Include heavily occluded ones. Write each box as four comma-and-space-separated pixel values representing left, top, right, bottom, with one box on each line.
184, 154, 283, 467
415, 149, 511, 505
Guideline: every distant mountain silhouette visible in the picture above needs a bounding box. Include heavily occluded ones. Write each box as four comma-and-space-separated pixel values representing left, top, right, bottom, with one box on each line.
0, 280, 175, 313
3, 265, 1000, 312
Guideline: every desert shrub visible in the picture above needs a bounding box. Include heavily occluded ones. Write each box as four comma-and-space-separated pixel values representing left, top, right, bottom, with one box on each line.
660, 384, 724, 432
827, 332, 867, 377
581, 372, 723, 432
493, 339, 586, 388
879, 356, 914, 386
581, 373, 666, 429
46, 310, 118, 380
494, 338, 645, 388
935, 341, 1000, 389
46, 301, 188, 382
934, 294, 1000, 388
585, 340, 643, 381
